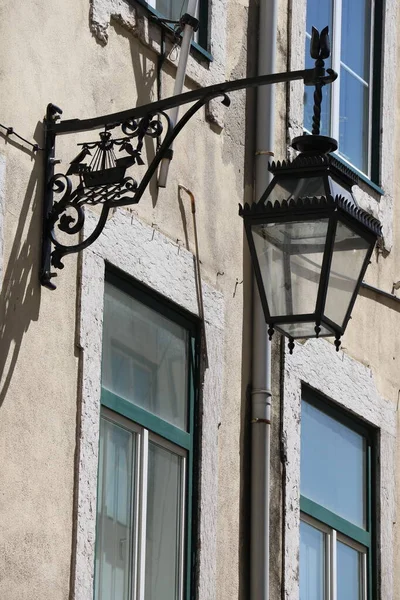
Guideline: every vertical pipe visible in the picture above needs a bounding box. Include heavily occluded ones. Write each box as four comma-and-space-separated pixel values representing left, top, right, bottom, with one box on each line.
158, 0, 198, 187
251, 1, 277, 600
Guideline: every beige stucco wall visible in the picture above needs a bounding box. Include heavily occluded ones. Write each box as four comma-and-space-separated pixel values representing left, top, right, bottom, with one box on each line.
1, 0, 399, 600
0, 0, 254, 598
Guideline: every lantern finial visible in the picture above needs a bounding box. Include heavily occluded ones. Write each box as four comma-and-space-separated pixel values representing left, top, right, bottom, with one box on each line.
292, 26, 338, 156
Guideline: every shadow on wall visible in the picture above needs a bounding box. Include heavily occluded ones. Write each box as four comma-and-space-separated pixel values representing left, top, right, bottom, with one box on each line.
0, 122, 43, 407
0, 20, 179, 405
113, 20, 160, 208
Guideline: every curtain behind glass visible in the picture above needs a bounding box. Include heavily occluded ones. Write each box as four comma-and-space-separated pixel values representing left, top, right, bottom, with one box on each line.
95, 418, 135, 600
337, 541, 362, 600
300, 521, 325, 600
145, 442, 184, 600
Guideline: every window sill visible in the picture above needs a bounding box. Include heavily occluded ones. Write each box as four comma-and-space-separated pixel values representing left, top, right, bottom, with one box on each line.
133, 0, 213, 63
192, 40, 213, 63
331, 153, 384, 197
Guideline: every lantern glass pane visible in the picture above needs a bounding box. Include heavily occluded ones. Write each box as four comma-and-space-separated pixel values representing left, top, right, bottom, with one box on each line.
252, 219, 329, 318
268, 177, 326, 202
324, 221, 371, 327
328, 177, 354, 203
279, 322, 332, 339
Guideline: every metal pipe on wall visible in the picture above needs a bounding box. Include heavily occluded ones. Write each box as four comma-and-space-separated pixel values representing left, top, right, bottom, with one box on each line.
251, 0, 277, 598
158, 0, 198, 187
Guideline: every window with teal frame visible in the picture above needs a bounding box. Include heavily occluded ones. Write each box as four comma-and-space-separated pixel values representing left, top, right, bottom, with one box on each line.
94, 269, 199, 600
303, 0, 383, 184
299, 388, 375, 600
129, 0, 210, 56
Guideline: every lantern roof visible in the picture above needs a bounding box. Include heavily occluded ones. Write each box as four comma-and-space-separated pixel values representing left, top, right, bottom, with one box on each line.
239, 136, 383, 353
268, 152, 359, 188
239, 193, 382, 239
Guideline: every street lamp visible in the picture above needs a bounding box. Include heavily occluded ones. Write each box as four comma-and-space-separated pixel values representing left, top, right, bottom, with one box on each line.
40, 26, 381, 351
239, 28, 381, 352
40, 27, 336, 289
239, 136, 381, 352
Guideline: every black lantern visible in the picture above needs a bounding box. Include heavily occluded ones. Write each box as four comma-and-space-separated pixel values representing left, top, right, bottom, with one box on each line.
240, 135, 382, 352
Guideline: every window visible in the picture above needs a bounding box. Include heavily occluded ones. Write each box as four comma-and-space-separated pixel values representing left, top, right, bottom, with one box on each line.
147, 0, 193, 25
299, 389, 375, 600
94, 270, 199, 600
133, 0, 208, 50
304, 0, 382, 179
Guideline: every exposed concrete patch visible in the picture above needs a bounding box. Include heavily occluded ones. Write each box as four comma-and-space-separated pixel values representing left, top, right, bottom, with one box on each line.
74, 207, 224, 600
90, 0, 228, 127
282, 338, 396, 600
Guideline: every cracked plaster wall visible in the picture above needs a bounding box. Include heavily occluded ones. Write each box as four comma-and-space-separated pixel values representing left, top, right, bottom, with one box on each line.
282, 338, 397, 600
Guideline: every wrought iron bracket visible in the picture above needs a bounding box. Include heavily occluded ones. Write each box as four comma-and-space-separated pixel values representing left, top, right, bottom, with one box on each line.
40, 52, 337, 289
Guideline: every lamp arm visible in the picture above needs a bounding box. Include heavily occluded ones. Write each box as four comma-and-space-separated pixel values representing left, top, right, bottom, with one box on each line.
40, 52, 338, 289
40, 92, 230, 287
51, 66, 336, 136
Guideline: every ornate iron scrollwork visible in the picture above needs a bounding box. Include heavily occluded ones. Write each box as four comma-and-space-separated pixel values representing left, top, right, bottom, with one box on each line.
41, 33, 337, 289
41, 109, 175, 287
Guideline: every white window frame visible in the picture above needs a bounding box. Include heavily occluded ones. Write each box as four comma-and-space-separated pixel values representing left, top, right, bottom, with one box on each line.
300, 510, 368, 600
95, 408, 187, 600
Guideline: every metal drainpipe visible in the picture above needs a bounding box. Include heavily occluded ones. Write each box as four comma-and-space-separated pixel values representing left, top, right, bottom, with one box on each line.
158, 0, 198, 187
251, 0, 277, 599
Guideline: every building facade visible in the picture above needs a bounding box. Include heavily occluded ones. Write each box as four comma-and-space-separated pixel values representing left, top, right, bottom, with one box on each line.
0, 0, 399, 599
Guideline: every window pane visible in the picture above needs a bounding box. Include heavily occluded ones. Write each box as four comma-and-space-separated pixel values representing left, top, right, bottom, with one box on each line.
278, 322, 332, 339
103, 283, 189, 430
337, 541, 363, 600
300, 520, 326, 600
341, 0, 371, 80
156, 0, 188, 21
306, 0, 333, 35
95, 418, 135, 600
339, 66, 369, 173
301, 400, 366, 528
252, 219, 329, 318
145, 442, 184, 600
324, 221, 370, 327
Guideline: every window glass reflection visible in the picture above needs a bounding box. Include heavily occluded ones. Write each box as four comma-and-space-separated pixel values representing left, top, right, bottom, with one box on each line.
103, 283, 189, 431
301, 399, 366, 528
95, 418, 135, 600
